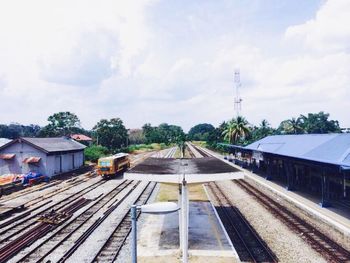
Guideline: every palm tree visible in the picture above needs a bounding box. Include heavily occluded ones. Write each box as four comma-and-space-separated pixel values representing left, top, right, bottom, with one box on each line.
260, 119, 270, 129
222, 116, 250, 144
279, 117, 304, 134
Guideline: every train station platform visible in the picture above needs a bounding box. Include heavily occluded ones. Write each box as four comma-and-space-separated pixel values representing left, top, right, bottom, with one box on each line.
205, 149, 350, 237
137, 201, 239, 263
245, 171, 350, 234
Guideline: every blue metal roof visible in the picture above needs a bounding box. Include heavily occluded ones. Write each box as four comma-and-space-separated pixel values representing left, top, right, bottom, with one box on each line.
244, 134, 350, 169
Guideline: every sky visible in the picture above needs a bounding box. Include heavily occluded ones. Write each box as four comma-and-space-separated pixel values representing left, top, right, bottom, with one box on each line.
0, 0, 349, 131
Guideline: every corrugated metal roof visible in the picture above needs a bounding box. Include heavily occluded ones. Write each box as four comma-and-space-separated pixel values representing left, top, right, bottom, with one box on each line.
245, 134, 350, 168
21, 137, 86, 153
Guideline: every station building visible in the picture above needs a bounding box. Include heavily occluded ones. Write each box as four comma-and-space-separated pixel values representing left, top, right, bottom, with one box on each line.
0, 137, 86, 177
222, 134, 350, 207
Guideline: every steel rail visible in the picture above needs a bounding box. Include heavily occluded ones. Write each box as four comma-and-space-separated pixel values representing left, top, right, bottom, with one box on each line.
0, 167, 95, 204
17, 180, 136, 263
0, 198, 90, 263
0, 179, 108, 245
90, 182, 157, 263
207, 182, 277, 263
90, 145, 175, 262
236, 179, 350, 263
57, 181, 152, 263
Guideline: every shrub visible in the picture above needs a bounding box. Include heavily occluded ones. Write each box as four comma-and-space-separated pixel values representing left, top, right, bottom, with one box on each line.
84, 145, 109, 162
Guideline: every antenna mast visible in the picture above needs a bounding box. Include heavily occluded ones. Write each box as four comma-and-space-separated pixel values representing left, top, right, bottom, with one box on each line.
233, 70, 242, 117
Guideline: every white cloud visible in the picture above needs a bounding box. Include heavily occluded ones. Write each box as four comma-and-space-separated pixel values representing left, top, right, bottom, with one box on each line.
0, 0, 349, 131
285, 0, 350, 53
39, 30, 118, 86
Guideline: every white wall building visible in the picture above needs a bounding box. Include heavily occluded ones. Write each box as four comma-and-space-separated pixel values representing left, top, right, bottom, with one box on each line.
0, 137, 86, 177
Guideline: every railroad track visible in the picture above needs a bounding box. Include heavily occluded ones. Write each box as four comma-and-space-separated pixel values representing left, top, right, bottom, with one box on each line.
0, 171, 98, 221
89, 182, 157, 263
186, 144, 196, 158
0, 179, 108, 246
192, 145, 210, 157
163, 147, 177, 158
235, 179, 350, 263
0, 167, 95, 204
190, 144, 277, 262
0, 148, 174, 262
0, 197, 91, 263
186, 142, 203, 158
207, 182, 277, 263
90, 147, 175, 262
16, 180, 138, 263
0, 152, 149, 228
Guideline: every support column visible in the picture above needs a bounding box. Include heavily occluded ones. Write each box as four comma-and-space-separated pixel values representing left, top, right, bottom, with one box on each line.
265, 158, 272, 180
320, 172, 331, 207
178, 185, 182, 249
131, 205, 137, 263
181, 179, 188, 263
343, 172, 347, 199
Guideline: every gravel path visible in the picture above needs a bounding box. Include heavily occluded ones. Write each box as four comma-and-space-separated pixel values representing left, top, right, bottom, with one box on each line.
244, 177, 350, 251
209, 180, 327, 263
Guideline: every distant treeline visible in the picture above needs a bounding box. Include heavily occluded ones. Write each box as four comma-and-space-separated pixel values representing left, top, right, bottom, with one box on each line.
0, 123, 42, 139
193, 111, 344, 151
0, 111, 345, 154
0, 112, 185, 154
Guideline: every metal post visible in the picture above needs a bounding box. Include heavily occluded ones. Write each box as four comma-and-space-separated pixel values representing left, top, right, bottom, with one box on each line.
320, 174, 327, 207
181, 179, 188, 263
131, 205, 137, 263
178, 185, 182, 249
343, 173, 346, 198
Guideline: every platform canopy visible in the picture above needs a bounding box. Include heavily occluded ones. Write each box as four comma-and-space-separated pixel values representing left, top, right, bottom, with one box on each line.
125, 156, 244, 263
124, 157, 244, 184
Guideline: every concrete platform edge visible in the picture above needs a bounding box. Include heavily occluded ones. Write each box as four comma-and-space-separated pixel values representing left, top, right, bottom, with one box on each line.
202, 184, 240, 260
201, 147, 350, 237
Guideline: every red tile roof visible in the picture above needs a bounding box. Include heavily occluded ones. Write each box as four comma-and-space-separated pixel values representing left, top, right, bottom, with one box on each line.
0, 154, 15, 160
70, 134, 92, 141
23, 157, 41, 164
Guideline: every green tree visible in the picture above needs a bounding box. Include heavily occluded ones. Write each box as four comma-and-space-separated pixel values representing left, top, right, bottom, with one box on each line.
278, 117, 304, 134
299, 112, 341, 133
0, 123, 41, 139
93, 118, 128, 151
142, 123, 185, 145
222, 116, 250, 144
188, 123, 215, 141
142, 123, 158, 144
84, 145, 109, 162
40, 111, 81, 137
128, 129, 145, 145
250, 119, 274, 141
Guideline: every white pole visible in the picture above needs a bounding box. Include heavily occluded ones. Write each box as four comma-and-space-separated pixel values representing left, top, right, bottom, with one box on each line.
181, 179, 188, 263
178, 185, 182, 249
131, 205, 137, 263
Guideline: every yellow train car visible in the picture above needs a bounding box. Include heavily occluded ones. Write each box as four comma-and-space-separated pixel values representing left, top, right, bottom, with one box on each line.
97, 153, 130, 178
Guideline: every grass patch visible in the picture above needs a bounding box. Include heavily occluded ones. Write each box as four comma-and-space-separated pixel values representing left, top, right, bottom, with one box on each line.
126, 143, 169, 154
156, 183, 208, 202
156, 183, 178, 202
191, 141, 207, 147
